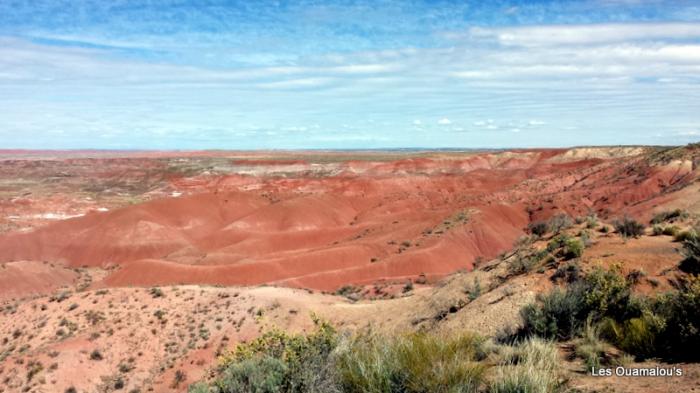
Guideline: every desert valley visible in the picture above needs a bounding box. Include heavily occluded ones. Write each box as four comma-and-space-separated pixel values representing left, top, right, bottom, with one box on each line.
0, 145, 699, 392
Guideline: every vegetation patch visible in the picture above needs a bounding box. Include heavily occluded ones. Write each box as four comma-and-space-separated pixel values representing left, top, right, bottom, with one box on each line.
612, 216, 645, 239
518, 266, 700, 362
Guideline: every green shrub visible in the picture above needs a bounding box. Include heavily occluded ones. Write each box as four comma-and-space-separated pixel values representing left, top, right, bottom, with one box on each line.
653, 277, 700, 361
563, 238, 584, 260
214, 317, 339, 393
216, 356, 288, 393
652, 225, 664, 236
523, 267, 699, 362
613, 217, 645, 238
601, 314, 661, 360
580, 266, 631, 319
546, 234, 571, 253
520, 287, 583, 340
520, 266, 631, 340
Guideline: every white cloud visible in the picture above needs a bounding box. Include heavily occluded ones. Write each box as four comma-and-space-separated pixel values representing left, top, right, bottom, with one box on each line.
438, 118, 451, 125
413, 119, 422, 125
465, 23, 700, 47
328, 63, 398, 74
257, 77, 335, 89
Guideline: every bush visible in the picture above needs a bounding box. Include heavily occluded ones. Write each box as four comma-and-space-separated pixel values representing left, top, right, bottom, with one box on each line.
600, 312, 663, 360
508, 255, 539, 276
216, 317, 339, 393
662, 225, 680, 237
522, 267, 699, 362
546, 234, 571, 253
613, 217, 645, 238
520, 287, 582, 340
527, 222, 548, 237
578, 229, 593, 247
216, 356, 288, 393
550, 261, 581, 284
562, 238, 584, 260
467, 278, 482, 301
652, 225, 664, 236
90, 349, 103, 361
650, 209, 689, 224
520, 266, 631, 340
653, 277, 700, 361
674, 229, 697, 243
548, 214, 573, 235
197, 323, 487, 393
585, 215, 598, 229
149, 287, 165, 298
680, 236, 700, 274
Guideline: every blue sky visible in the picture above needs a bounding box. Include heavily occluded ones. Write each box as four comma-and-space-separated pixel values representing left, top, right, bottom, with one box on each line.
1, 0, 700, 149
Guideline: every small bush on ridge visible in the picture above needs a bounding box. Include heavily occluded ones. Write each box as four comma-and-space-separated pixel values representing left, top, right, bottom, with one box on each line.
613, 216, 645, 239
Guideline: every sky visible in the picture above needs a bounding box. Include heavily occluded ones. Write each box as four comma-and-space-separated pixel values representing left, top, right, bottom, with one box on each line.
1, 0, 700, 149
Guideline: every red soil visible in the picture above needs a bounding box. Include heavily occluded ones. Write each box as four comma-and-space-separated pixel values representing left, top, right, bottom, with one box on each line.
0, 261, 77, 301
0, 148, 697, 292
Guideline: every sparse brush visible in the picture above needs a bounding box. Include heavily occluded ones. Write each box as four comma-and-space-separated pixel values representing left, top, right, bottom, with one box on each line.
520, 266, 631, 340
337, 331, 486, 393
548, 214, 573, 235
585, 215, 598, 229
650, 209, 689, 225
508, 255, 538, 275
613, 216, 645, 239
550, 261, 580, 284
625, 269, 646, 285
